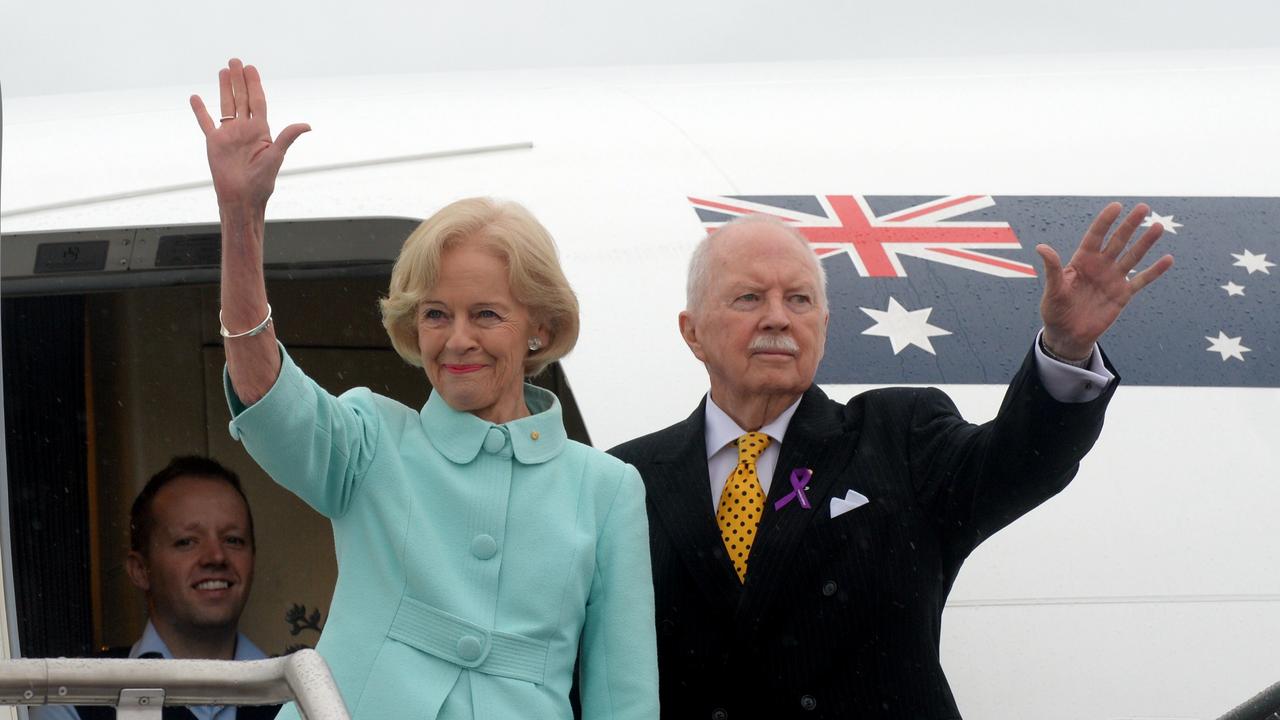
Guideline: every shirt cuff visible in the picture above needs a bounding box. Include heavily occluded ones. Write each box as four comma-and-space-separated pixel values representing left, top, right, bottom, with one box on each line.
1033, 329, 1113, 403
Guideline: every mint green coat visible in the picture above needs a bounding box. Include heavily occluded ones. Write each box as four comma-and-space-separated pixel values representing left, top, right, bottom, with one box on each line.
226, 348, 658, 720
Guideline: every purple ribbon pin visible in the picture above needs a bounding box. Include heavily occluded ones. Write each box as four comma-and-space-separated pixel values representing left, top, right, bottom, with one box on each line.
774, 468, 813, 511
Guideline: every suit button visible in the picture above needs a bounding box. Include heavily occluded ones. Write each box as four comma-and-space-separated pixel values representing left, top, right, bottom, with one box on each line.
800, 695, 817, 711
471, 534, 497, 560
457, 635, 483, 662
711, 710, 728, 720
822, 580, 837, 597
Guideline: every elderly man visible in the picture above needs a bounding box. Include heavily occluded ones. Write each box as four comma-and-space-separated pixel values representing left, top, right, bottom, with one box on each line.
610, 204, 1171, 718
34, 456, 279, 720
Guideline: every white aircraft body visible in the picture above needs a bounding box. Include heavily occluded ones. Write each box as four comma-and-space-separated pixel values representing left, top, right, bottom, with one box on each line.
3, 49, 1278, 719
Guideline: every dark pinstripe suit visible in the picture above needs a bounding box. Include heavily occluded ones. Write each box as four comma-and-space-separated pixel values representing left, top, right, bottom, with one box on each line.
609, 347, 1117, 719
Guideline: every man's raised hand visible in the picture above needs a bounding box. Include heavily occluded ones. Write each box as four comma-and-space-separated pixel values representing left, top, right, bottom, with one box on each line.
1037, 202, 1174, 360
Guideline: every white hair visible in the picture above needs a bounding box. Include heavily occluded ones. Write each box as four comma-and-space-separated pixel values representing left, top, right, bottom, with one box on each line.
685, 215, 828, 312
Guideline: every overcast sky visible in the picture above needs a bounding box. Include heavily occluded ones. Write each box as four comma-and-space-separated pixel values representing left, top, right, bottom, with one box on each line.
3, 0, 1279, 98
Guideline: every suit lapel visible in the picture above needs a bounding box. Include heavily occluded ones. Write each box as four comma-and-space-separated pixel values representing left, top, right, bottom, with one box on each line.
646, 401, 745, 608
738, 386, 857, 623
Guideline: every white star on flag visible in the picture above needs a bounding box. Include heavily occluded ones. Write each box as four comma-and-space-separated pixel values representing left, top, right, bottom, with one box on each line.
1232, 249, 1275, 274
1221, 281, 1245, 297
1142, 212, 1183, 234
860, 297, 952, 355
1205, 331, 1251, 362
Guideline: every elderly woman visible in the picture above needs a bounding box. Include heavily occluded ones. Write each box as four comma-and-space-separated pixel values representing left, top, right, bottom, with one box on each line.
190, 59, 658, 719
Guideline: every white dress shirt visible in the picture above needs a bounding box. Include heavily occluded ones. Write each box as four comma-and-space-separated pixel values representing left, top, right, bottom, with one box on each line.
704, 331, 1114, 510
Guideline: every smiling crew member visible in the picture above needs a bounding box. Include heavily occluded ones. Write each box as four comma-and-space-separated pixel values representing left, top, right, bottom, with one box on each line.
33, 455, 279, 720
610, 209, 1172, 718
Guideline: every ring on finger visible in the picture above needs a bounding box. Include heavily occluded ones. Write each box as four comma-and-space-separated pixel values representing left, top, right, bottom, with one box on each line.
219, 115, 237, 123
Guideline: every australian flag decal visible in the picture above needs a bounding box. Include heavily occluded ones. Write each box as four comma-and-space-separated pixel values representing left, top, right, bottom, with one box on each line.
688, 195, 1278, 388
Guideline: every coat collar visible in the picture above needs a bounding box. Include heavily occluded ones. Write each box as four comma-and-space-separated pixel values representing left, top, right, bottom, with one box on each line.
738, 385, 857, 621
645, 398, 746, 604
421, 383, 568, 466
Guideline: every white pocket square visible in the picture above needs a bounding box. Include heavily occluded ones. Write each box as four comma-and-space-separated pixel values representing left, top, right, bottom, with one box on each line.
830, 490, 870, 518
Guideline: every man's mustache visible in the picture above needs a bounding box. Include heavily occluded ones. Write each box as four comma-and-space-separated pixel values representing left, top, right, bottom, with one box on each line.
749, 335, 799, 353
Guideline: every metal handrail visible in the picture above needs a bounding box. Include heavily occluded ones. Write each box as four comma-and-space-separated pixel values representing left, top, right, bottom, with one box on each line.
1217, 680, 1280, 720
0, 650, 348, 720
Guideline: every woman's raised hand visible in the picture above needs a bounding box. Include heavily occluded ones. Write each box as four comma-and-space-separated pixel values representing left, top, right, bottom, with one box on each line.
190, 58, 310, 210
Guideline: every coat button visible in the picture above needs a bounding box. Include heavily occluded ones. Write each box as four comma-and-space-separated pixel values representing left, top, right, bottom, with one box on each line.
471, 534, 498, 560
483, 427, 506, 454
800, 695, 817, 711
457, 635, 483, 662
711, 710, 728, 720
822, 580, 837, 597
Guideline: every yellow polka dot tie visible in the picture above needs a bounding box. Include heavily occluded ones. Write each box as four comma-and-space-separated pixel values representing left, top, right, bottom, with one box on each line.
716, 431, 771, 582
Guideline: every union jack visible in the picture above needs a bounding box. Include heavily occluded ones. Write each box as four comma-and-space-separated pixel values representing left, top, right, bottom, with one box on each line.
688, 194, 1036, 279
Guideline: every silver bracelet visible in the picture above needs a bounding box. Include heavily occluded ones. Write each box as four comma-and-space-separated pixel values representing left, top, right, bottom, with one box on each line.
220, 304, 273, 338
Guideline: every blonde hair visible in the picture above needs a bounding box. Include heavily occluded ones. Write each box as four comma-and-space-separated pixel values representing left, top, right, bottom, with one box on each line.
380, 197, 580, 377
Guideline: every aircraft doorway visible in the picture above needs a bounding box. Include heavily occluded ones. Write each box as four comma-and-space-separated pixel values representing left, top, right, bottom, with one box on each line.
3, 247, 591, 660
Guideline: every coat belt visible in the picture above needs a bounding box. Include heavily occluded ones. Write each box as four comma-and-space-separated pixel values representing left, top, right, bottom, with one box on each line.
388, 595, 549, 685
